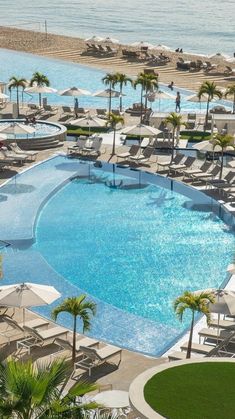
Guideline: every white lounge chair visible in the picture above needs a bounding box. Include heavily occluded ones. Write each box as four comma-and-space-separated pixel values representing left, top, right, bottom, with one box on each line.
116, 145, 140, 162
0, 315, 49, 345
17, 325, 69, 354
180, 342, 214, 355
74, 344, 122, 376
11, 144, 38, 161
52, 336, 99, 361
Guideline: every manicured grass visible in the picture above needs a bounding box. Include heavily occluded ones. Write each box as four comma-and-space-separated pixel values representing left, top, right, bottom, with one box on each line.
66, 126, 109, 136
144, 362, 235, 419
180, 130, 211, 142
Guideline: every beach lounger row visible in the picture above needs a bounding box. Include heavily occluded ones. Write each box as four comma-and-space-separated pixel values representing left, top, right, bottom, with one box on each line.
68, 135, 103, 158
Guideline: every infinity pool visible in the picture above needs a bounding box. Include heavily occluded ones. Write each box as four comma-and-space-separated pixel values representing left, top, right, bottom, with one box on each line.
30, 159, 235, 352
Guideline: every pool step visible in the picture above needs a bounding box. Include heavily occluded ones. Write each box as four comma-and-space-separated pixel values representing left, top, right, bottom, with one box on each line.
19, 138, 64, 150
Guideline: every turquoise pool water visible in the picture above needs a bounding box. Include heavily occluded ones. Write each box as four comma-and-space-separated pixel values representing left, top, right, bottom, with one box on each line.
0, 49, 232, 113
32, 161, 235, 351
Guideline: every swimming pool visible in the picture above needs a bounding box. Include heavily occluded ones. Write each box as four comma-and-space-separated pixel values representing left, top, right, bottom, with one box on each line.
0, 120, 63, 138
0, 48, 232, 113
0, 156, 233, 355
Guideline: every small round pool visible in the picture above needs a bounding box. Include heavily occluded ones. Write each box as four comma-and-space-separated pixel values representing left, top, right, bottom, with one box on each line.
0, 119, 67, 149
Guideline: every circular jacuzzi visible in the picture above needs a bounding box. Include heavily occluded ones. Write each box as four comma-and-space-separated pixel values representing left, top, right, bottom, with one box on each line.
0, 119, 67, 149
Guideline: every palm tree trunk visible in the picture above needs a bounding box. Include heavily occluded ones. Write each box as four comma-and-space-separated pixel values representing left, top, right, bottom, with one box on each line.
109, 83, 112, 115
186, 311, 195, 359
205, 99, 210, 131
120, 84, 123, 112
171, 128, 175, 161
72, 315, 77, 364
140, 86, 143, 124
16, 87, 19, 117
112, 127, 116, 155
144, 89, 148, 109
220, 149, 224, 179
233, 94, 235, 114
39, 93, 42, 107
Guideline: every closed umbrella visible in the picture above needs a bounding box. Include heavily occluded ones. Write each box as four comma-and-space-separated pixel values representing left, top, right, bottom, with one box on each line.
0, 282, 61, 324
122, 123, 161, 137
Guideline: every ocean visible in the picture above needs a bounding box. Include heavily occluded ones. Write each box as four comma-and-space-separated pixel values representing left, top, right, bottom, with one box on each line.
0, 0, 234, 55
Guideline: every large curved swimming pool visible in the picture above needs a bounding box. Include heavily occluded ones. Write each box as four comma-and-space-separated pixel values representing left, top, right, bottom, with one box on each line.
0, 156, 234, 355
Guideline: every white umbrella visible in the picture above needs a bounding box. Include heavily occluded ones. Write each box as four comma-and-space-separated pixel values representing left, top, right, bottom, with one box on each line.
24, 86, 57, 94
70, 115, 106, 128
144, 90, 175, 111
131, 41, 155, 49
0, 93, 9, 99
85, 35, 104, 42
0, 122, 36, 136
192, 140, 234, 153
93, 89, 123, 98
122, 123, 161, 137
187, 94, 209, 103
59, 87, 91, 97
103, 37, 119, 44
0, 282, 61, 324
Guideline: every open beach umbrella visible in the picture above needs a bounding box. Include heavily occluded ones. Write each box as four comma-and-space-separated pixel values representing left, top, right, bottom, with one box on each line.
145, 90, 175, 111
131, 41, 155, 49
122, 123, 161, 137
59, 87, 91, 97
93, 89, 124, 99
85, 35, 104, 42
0, 122, 36, 136
25, 86, 57, 95
70, 115, 106, 128
103, 37, 119, 44
192, 140, 234, 153
0, 282, 61, 324
186, 93, 212, 112
0, 93, 9, 100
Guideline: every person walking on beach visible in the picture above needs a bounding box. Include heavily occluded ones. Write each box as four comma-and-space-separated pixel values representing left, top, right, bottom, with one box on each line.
74, 98, 79, 117
175, 91, 181, 112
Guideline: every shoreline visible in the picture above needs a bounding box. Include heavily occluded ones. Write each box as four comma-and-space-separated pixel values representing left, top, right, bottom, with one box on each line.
0, 26, 233, 91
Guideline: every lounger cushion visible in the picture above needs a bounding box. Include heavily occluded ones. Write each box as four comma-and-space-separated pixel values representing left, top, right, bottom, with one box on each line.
96, 345, 122, 360
38, 326, 68, 340
180, 342, 213, 354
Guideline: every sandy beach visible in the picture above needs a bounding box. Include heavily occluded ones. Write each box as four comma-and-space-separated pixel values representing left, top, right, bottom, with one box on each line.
0, 26, 233, 91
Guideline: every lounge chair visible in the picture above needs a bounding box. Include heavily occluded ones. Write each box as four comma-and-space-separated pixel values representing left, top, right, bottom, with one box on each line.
52, 336, 99, 361
191, 165, 221, 183
168, 351, 188, 361
207, 170, 235, 189
0, 315, 49, 345
43, 104, 58, 114
0, 148, 29, 165
129, 146, 155, 165
209, 318, 235, 330
183, 161, 212, 179
116, 145, 140, 162
180, 342, 214, 355
61, 106, 74, 117
67, 136, 88, 155
187, 113, 196, 129
73, 344, 122, 376
169, 156, 196, 175
75, 107, 89, 117
198, 327, 234, 344
17, 325, 69, 354
96, 108, 107, 119
10, 144, 38, 161
157, 153, 184, 171
82, 136, 103, 157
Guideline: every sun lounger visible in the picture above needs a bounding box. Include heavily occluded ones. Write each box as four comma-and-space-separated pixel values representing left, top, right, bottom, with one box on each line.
0, 315, 49, 345
96, 108, 108, 119
157, 153, 184, 170
10, 144, 38, 161
180, 342, 214, 355
17, 325, 69, 354
183, 161, 212, 179
61, 106, 74, 117
209, 318, 235, 330
129, 146, 155, 165
82, 137, 103, 157
198, 327, 233, 344
74, 344, 122, 376
191, 165, 221, 182
169, 156, 196, 174
168, 351, 188, 361
52, 336, 99, 361
0, 148, 29, 164
67, 136, 88, 155
116, 145, 140, 162
207, 171, 235, 188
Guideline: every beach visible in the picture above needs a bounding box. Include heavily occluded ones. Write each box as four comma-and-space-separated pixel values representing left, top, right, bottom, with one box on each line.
0, 26, 233, 91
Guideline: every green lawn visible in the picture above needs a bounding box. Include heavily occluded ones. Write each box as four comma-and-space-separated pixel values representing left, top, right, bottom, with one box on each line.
144, 362, 235, 419
180, 130, 211, 142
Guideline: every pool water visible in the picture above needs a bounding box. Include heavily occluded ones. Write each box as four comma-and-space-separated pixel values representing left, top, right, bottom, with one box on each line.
34, 164, 235, 348
0, 48, 232, 113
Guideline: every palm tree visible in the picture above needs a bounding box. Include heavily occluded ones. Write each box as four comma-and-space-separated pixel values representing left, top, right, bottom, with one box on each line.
106, 112, 124, 155
225, 84, 235, 114
8, 76, 27, 117
102, 73, 117, 115
52, 295, 96, 364
0, 358, 97, 418
213, 133, 234, 179
198, 81, 222, 129
113, 73, 132, 112
174, 291, 215, 359
164, 112, 185, 160
133, 72, 158, 122
30, 71, 50, 107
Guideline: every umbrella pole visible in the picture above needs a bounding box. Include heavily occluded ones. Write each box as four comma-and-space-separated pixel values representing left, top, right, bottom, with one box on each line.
217, 312, 220, 344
